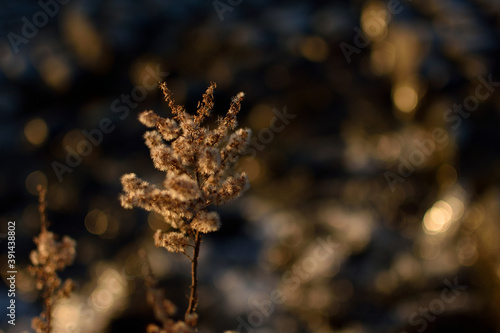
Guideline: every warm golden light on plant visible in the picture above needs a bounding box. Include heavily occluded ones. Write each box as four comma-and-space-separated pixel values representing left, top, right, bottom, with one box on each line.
119, 81, 251, 331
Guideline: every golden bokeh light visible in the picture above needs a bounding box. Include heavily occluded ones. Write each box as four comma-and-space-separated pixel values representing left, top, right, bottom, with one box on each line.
248, 104, 273, 129
63, 11, 110, 71
446, 195, 464, 222
130, 57, 165, 87
38, 54, 72, 92
423, 200, 453, 235
91, 289, 114, 311
393, 84, 419, 113
25, 170, 48, 195
393, 253, 421, 282
85, 209, 109, 235
148, 211, 166, 231
52, 298, 81, 331
299, 36, 329, 62
239, 157, 261, 182
24, 118, 48, 146
101, 215, 119, 239
361, 1, 390, 42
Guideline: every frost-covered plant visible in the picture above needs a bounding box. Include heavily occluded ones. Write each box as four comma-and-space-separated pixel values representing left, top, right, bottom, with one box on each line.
29, 185, 76, 333
119, 82, 251, 331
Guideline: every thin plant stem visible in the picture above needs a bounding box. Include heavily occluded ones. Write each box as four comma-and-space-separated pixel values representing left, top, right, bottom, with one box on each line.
186, 230, 202, 318
37, 185, 47, 233
44, 298, 51, 333
38, 185, 51, 332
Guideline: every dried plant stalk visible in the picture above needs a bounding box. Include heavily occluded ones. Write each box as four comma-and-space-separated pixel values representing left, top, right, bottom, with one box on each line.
29, 185, 76, 333
120, 81, 251, 330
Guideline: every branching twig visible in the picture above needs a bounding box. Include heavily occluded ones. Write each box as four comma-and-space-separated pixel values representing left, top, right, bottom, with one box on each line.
29, 185, 76, 333
120, 82, 251, 331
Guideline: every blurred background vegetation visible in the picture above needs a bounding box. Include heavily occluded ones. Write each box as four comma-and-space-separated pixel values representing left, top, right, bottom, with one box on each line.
1, 0, 500, 332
